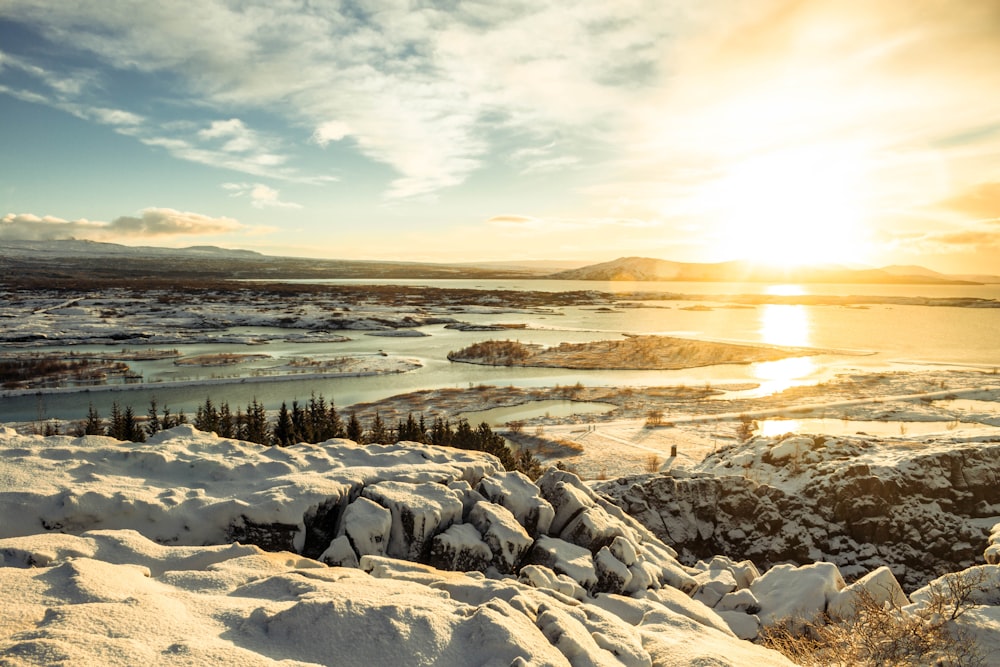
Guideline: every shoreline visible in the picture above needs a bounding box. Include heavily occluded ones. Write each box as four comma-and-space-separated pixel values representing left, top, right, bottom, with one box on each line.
0, 358, 422, 399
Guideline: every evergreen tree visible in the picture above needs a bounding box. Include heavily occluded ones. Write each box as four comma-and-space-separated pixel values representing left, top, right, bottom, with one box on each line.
106, 402, 125, 439
234, 407, 246, 441
274, 402, 294, 446
161, 405, 179, 429
327, 401, 345, 439
122, 405, 145, 442
346, 412, 364, 443
243, 399, 269, 444
146, 398, 162, 436
290, 400, 309, 443
430, 416, 453, 446
217, 402, 234, 438
396, 413, 424, 443
194, 397, 219, 433
82, 403, 104, 435
476, 421, 513, 468
452, 419, 476, 450
367, 411, 390, 444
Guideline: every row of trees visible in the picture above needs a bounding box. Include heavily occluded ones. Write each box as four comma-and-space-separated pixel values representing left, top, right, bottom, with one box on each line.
74, 393, 542, 477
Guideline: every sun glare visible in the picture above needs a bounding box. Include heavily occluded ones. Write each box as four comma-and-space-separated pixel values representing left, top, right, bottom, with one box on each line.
706, 145, 872, 268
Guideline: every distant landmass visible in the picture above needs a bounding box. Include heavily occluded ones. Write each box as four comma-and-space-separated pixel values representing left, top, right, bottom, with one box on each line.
2, 241, 997, 285
548, 256, 997, 285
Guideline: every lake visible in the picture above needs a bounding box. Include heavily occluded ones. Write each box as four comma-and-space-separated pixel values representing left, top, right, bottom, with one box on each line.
4, 280, 999, 422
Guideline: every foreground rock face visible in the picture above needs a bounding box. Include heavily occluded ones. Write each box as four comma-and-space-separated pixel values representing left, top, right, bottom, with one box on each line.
598, 432, 1000, 590
0, 425, 794, 666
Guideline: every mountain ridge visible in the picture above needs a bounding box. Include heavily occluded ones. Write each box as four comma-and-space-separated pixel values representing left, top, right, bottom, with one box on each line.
548, 256, 989, 285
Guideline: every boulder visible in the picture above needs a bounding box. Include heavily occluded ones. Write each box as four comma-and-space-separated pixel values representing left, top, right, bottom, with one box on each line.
594, 546, 632, 594
525, 536, 597, 591
338, 496, 391, 558
751, 562, 845, 631
362, 481, 463, 561
477, 472, 554, 536
429, 523, 492, 572
468, 501, 533, 574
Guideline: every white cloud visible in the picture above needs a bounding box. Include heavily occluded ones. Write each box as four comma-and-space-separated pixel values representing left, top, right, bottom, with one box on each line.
3, 0, 1000, 218
0, 1, 682, 198
313, 121, 351, 146
222, 182, 302, 209
1, 208, 246, 241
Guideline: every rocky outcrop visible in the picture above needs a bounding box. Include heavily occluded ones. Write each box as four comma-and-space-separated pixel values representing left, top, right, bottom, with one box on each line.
598, 433, 1000, 590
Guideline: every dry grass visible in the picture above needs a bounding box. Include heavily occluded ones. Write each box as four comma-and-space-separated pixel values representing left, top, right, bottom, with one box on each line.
759, 571, 989, 666
449, 335, 813, 371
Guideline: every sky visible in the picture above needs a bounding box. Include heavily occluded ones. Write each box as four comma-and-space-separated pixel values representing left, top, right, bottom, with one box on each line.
2, 0, 1000, 274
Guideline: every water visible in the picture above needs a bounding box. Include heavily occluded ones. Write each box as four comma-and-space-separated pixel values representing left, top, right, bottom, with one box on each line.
3, 280, 999, 422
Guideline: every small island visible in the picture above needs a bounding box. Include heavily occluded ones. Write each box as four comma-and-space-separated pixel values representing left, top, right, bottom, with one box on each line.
447, 335, 816, 370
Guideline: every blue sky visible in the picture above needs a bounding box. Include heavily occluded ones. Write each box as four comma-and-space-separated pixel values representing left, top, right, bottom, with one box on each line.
2, 0, 1000, 273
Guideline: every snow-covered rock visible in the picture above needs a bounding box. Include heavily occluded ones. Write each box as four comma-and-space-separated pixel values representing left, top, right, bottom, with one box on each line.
827, 565, 908, 620
339, 496, 392, 558
526, 536, 599, 591
0, 428, 803, 665
362, 480, 464, 561
429, 522, 493, 572
750, 562, 846, 631
477, 470, 555, 536
468, 501, 533, 574
599, 433, 1000, 590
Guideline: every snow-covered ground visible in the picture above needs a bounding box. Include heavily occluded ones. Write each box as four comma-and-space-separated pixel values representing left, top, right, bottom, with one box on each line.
3, 425, 1000, 664
0, 426, 799, 665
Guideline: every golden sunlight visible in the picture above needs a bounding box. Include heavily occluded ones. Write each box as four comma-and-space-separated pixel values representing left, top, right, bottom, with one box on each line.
752, 356, 818, 396
759, 303, 810, 348
754, 299, 816, 394
706, 144, 873, 268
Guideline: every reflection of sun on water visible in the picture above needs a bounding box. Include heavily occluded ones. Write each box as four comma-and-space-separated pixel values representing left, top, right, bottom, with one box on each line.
753, 293, 816, 394
758, 419, 801, 438
760, 303, 809, 348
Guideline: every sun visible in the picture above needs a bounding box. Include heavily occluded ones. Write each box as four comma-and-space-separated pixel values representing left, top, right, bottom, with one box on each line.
704, 144, 873, 268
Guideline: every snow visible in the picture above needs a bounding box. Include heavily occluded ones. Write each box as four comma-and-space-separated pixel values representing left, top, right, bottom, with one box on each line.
750, 562, 845, 631
6, 422, 1000, 664
0, 427, 800, 665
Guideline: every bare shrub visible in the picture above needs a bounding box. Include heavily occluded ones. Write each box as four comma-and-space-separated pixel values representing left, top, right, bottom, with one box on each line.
759, 572, 988, 666
643, 454, 662, 473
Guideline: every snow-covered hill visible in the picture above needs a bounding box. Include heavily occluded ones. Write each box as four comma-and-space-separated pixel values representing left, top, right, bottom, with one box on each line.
2, 426, 999, 664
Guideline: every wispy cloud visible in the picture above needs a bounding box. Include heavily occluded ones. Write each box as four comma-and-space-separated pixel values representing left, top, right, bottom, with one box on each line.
0, 1, 680, 198
938, 183, 1000, 223
222, 182, 302, 209
1, 208, 248, 241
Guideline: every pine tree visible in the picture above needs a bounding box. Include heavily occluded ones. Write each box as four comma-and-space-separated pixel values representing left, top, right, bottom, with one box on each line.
234, 407, 246, 441
217, 402, 234, 438
290, 400, 309, 443
367, 411, 390, 444
327, 401, 345, 439
106, 402, 125, 439
346, 412, 364, 443
122, 405, 145, 442
194, 397, 219, 433
243, 398, 269, 444
274, 402, 294, 446
146, 398, 162, 436
82, 403, 104, 435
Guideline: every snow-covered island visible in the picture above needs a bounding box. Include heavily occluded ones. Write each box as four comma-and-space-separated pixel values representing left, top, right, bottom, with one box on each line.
2, 424, 1000, 665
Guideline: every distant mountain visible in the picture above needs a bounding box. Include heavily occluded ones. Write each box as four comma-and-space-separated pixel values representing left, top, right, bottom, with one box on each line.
0, 239, 546, 286
880, 264, 1000, 284
0, 239, 264, 259
548, 256, 982, 284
